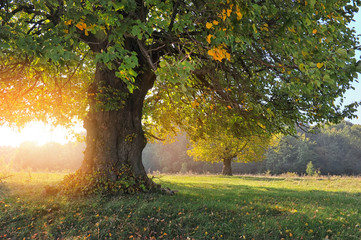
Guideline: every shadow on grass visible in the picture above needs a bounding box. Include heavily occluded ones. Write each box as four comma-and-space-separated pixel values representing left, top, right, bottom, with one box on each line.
151, 178, 361, 238
157, 178, 361, 210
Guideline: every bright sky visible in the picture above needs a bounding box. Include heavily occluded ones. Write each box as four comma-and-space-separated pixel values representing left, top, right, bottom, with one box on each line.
0, 8, 360, 147
0, 122, 83, 147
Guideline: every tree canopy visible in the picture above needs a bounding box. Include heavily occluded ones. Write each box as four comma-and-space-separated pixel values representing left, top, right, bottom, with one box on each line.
1, 0, 360, 130
144, 0, 361, 140
1, 0, 361, 194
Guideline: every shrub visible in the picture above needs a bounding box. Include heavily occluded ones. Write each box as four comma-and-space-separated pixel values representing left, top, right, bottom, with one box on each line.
306, 161, 315, 176
59, 165, 150, 197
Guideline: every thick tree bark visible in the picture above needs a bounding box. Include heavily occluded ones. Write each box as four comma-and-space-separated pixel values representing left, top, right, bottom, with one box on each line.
222, 157, 233, 176
79, 62, 155, 188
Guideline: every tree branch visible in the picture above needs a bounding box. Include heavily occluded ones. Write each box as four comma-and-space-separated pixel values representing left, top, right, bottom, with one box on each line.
137, 39, 157, 71
168, 0, 181, 32
144, 131, 166, 141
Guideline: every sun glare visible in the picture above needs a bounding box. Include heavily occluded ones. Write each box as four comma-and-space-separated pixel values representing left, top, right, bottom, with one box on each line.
0, 122, 84, 147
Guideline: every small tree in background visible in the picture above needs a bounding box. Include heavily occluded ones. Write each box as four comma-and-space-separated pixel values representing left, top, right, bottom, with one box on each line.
306, 161, 315, 176
188, 131, 269, 176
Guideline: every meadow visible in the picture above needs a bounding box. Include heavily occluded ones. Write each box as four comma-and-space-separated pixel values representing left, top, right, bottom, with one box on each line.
1, 172, 361, 239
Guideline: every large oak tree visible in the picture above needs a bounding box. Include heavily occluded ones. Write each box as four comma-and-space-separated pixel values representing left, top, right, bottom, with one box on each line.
1, 0, 360, 194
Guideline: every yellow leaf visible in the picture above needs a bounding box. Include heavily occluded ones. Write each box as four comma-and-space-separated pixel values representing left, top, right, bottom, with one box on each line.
261, 23, 269, 32
221, 9, 227, 21
212, 20, 219, 25
227, 8, 232, 17
191, 100, 199, 108
206, 34, 213, 44
252, 23, 257, 33
261, 25, 269, 31
64, 19, 72, 25
76, 23, 83, 30
225, 51, 230, 61
206, 22, 213, 29
76, 22, 86, 31
288, 27, 296, 33
312, 29, 317, 34
208, 44, 230, 62
236, 5, 243, 20
317, 62, 324, 68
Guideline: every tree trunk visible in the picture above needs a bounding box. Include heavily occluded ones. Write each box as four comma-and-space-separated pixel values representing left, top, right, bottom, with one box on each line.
79, 62, 156, 191
222, 158, 233, 176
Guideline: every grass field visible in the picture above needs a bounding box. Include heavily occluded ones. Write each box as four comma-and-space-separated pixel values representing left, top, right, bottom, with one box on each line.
1, 172, 361, 239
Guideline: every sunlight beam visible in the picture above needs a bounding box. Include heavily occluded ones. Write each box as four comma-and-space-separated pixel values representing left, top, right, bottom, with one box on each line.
0, 122, 84, 147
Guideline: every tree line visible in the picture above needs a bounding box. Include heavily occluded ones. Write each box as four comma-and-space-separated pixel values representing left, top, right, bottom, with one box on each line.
3, 121, 360, 176
142, 121, 361, 176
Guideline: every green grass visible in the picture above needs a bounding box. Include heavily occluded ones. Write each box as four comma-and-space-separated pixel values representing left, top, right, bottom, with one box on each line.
1, 172, 361, 239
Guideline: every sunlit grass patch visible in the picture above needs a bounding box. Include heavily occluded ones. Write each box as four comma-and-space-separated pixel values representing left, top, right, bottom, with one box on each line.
2, 171, 68, 198
1, 173, 361, 239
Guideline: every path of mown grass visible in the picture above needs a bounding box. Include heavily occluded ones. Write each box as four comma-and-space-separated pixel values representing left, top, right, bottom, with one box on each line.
1, 173, 361, 239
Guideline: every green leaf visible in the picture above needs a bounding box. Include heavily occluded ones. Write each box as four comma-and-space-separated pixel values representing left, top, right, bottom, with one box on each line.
336, 48, 347, 57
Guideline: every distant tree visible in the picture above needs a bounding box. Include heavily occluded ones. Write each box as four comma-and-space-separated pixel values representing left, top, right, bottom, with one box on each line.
306, 161, 315, 176
265, 133, 316, 174
187, 131, 269, 175
311, 121, 361, 175
259, 121, 361, 175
